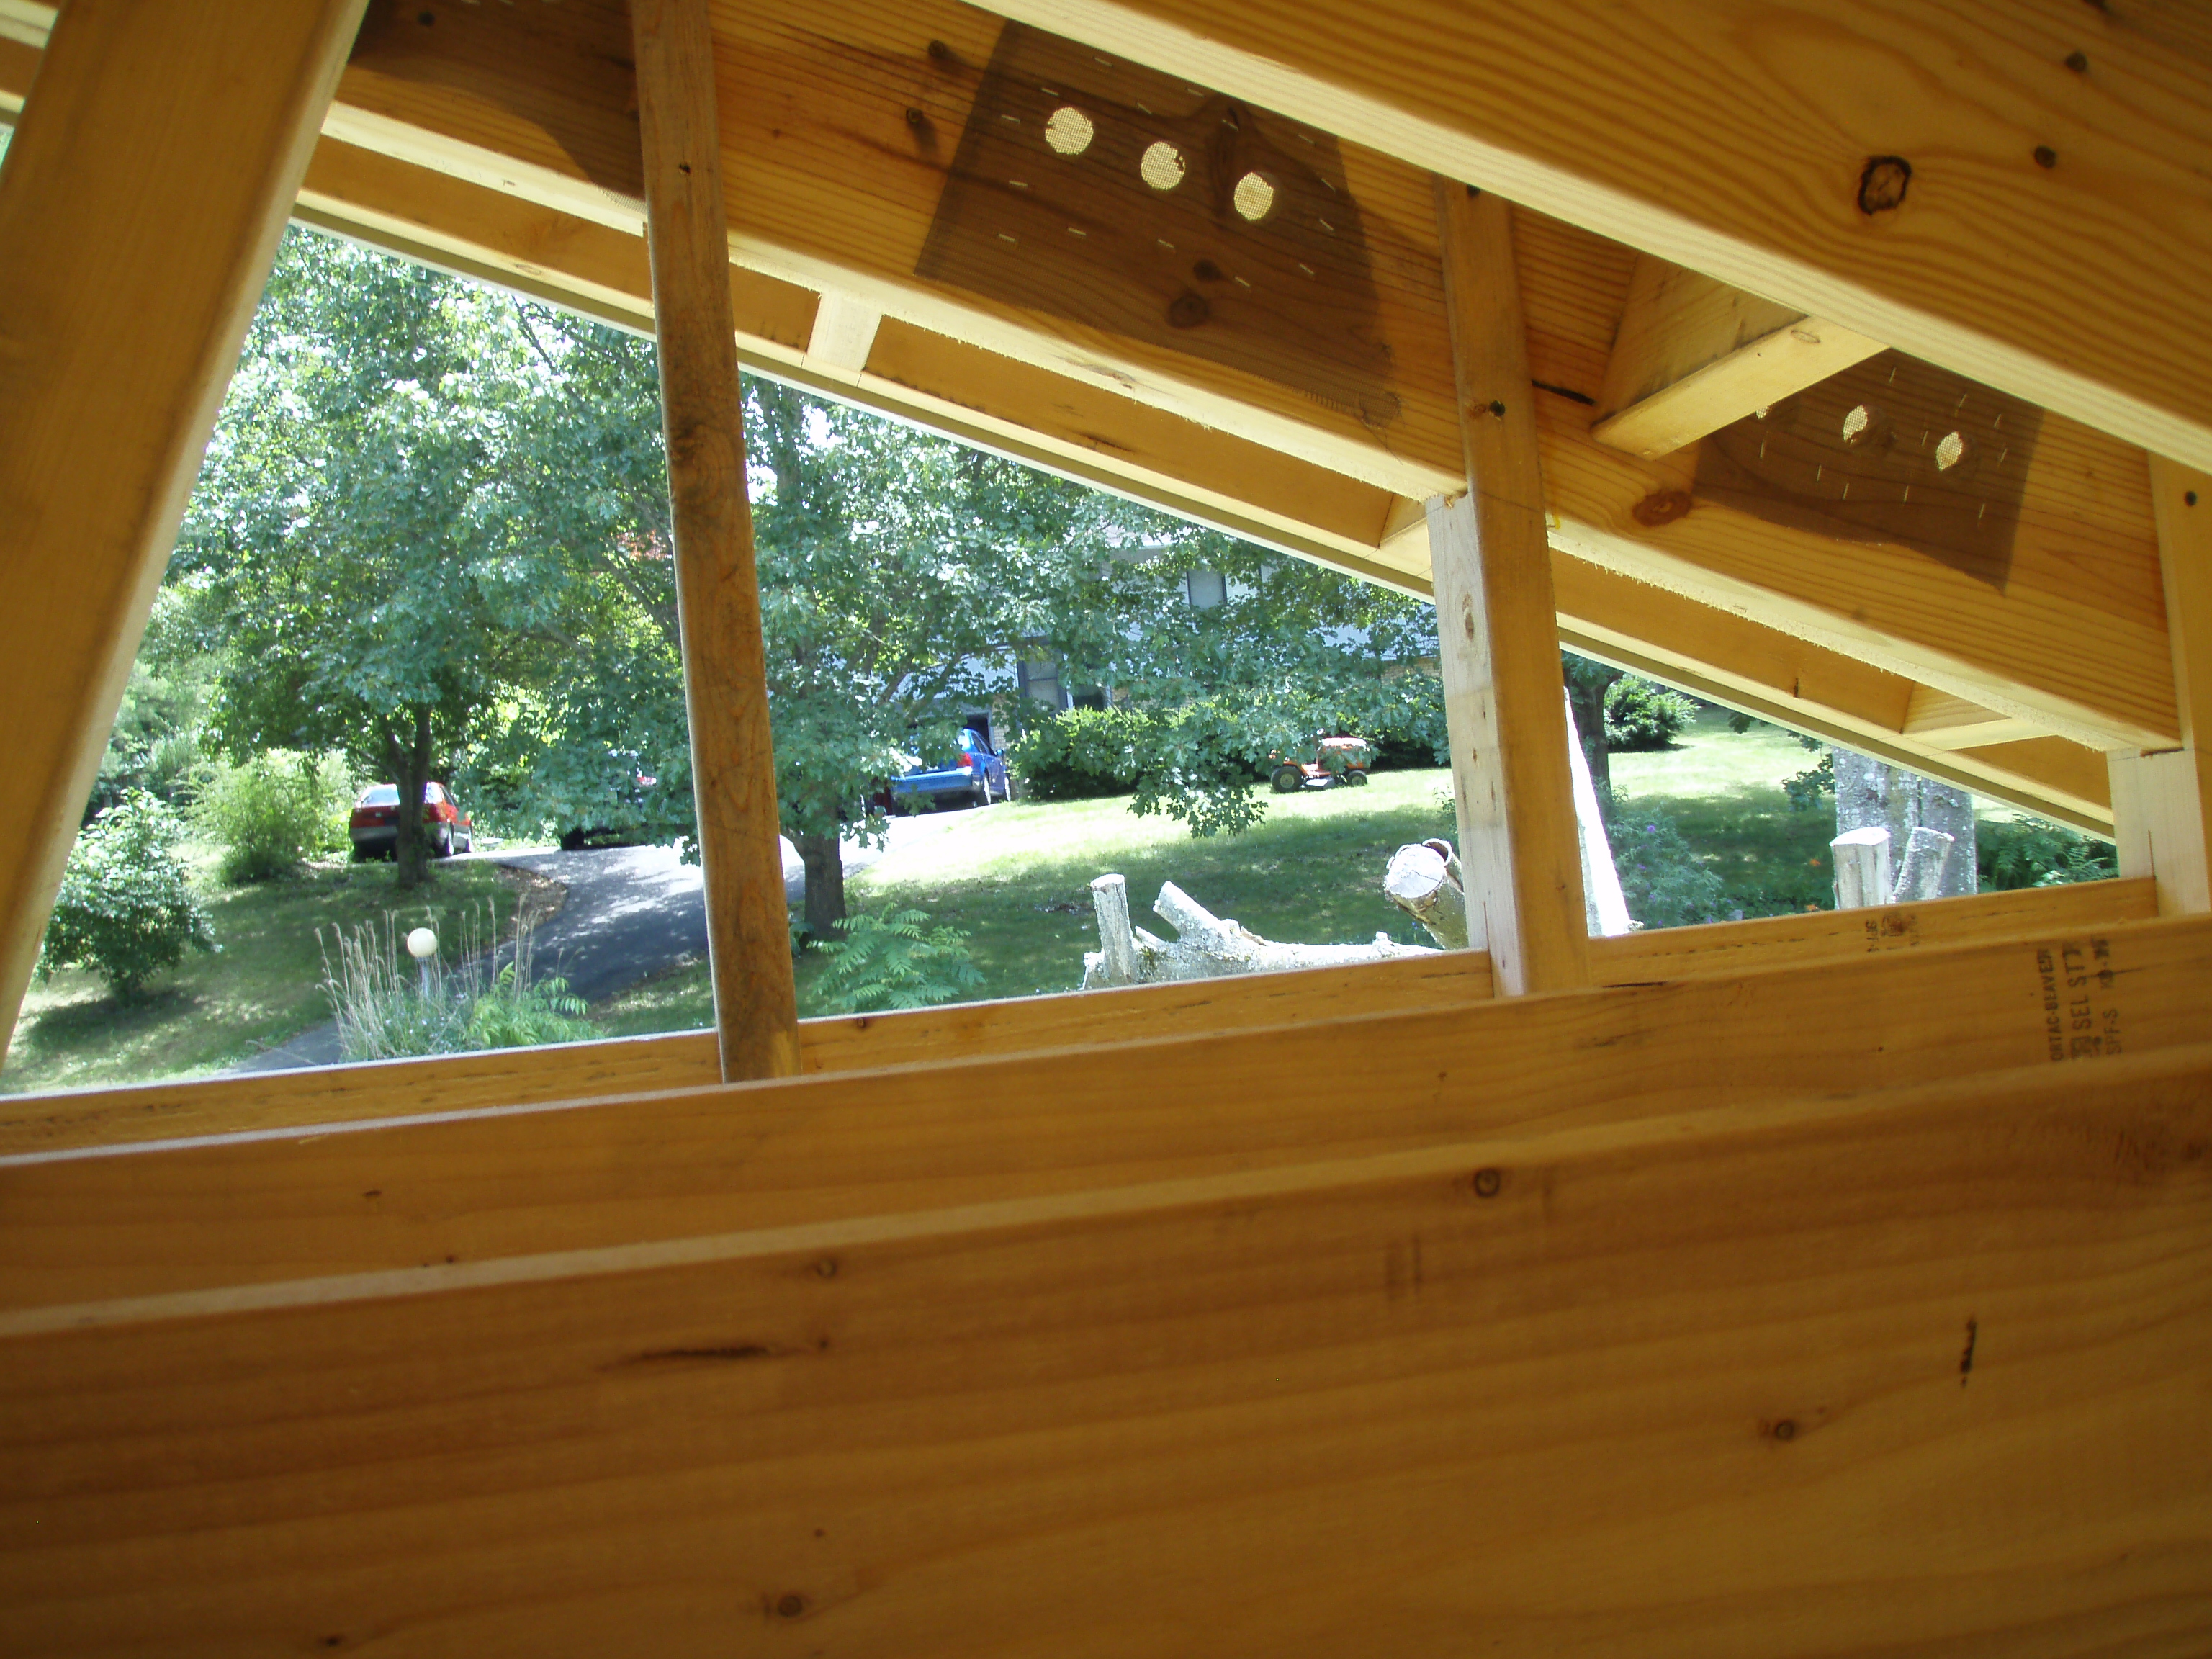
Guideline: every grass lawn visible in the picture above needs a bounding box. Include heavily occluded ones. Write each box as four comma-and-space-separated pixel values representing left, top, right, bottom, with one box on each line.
3, 853, 523, 1095
1608, 709, 1838, 917
597, 720, 1844, 1030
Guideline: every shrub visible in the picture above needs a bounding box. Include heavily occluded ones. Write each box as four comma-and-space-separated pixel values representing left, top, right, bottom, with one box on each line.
814, 909, 984, 1013
1601, 796, 1733, 930
1007, 706, 1157, 801
195, 750, 351, 883
1604, 675, 1697, 752
38, 792, 217, 999
1979, 814, 2118, 889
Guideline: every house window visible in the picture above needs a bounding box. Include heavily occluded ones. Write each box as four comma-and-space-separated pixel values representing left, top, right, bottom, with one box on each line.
1185, 569, 1227, 610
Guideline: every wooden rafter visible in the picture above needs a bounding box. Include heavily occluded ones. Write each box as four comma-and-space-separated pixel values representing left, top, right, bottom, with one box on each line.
977, 0, 2212, 477
0, 0, 369, 1061
0, 12, 2164, 814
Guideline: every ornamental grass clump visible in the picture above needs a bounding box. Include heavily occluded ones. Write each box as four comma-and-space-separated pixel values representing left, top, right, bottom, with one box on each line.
37, 791, 217, 1000
320, 899, 596, 1061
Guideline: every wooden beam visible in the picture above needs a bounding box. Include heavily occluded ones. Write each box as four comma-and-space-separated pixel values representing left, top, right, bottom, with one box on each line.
633, 0, 800, 1081
1, 1020, 2209, 1647
1430, 184, 1588, 994
0, 27, 2144, 830
1593, 256, 1883, 458
1551, 557, 2116, 834
1899, 685, 2042, 750
0, 0, 368, 1066
19, 7, 2159, 765
1, 877, 2164, 1160
2113, 457, 2212, 914
6, 912, 2208, 1314
979, 0, 2212, 478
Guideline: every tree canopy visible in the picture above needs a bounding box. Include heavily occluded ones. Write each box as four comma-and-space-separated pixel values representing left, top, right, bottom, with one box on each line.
164, 227, 1452, 923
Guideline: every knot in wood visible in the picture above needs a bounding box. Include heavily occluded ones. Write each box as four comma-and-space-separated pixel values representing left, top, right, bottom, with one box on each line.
1631, 489, 1693, 528
1856, 156, 1912, 215
1166, 290, 1210, 329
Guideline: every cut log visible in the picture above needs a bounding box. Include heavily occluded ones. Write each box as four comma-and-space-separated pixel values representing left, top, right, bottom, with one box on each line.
1889, 825, 1956, 904
1088, 873, 1141, 988
1832, 826, 1892, 910
1082, 878, 1434, 989
1384, 840, 1469, 950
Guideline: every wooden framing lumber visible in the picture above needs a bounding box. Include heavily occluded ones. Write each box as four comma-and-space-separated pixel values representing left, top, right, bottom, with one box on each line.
634, 0, 801, 1079
0, 18, 2167, 805
0, 0, 368, 1066
1, 950, 2208, 1650
2113, 456, 2212, 914
1593, 256, 1883, 458
10, 907, 2200, 1316
979, 0, 2212, 480
286, 1, 2184, 755
0, 876, 2160, 1159
1430, 184, 1588, 993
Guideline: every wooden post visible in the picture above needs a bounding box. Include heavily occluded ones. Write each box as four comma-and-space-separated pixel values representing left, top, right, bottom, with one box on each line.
0, 0, 368, 1066
631, 0, 800, 1079
2112, 456, 2212, 914
1428, 180, 1590, 994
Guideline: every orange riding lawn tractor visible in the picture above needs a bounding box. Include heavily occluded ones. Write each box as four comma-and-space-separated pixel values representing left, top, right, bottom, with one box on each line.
1269, 734, 1373, 793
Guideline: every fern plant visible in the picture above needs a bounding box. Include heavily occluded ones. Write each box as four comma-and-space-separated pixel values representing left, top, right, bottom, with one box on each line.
814, 909, 985, 1013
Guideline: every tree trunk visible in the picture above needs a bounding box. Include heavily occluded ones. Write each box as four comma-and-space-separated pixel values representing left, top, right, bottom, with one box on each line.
385, 705, 437, 891
794, 827, 845, 938
1832, 748, 1977, 901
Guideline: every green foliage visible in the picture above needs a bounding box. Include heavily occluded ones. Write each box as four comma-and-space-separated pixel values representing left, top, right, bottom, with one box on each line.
1008, 706, 1157, 799
320, 906, 595, 1062
37, 793, 217, 999
814, 909, 986, 1013
89, 587, 219, 817
1603, 675, 1698, 751
1979, 815, 2118, 890
1781, 733, 1835, 810
194, 750, 352, 883
1600, 794, 1735, 930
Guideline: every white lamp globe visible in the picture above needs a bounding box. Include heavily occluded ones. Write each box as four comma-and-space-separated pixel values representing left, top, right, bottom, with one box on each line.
405, 927, 439, 961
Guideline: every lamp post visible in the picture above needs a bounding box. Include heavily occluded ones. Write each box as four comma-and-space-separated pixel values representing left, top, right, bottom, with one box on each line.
405, 926, 439, 1001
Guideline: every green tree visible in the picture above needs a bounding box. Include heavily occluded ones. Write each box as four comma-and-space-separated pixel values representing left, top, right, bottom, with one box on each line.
177, 229, 673, 887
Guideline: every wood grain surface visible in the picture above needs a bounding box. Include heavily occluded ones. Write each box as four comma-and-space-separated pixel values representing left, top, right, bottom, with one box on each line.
634, 0, 801, 1079
0, 0, 367, 1064
986, 0, 2212, 477
1, 1039, 2207, 1653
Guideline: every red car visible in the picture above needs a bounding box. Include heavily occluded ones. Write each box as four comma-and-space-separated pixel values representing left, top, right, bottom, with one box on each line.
349, 781, 474, 860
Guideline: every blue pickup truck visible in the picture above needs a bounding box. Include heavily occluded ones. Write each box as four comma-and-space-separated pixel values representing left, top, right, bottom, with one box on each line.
889, 728, 1010, 810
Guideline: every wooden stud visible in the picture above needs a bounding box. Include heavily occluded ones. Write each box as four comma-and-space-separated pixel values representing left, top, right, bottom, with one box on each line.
632, 0, 800, 1080
2112, 456, 2212, 914
1429, 181, 1588, 994
1593, 256, 1882, 458
0, 0, 368, 1066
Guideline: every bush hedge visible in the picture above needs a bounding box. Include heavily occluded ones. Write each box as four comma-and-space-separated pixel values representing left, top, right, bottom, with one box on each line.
1603, 675, 1698, 752
194, 750, 352, 883
38, 792, 217, 999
